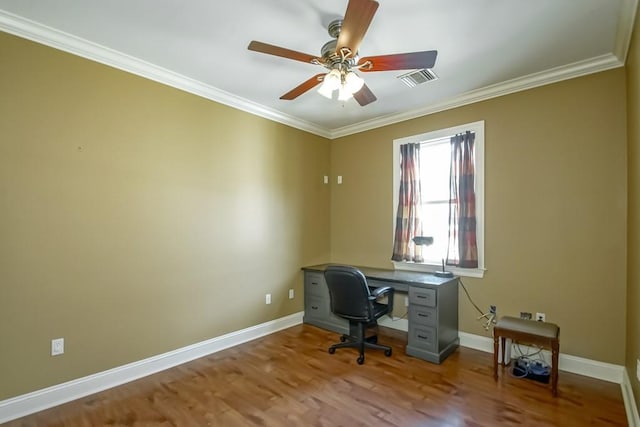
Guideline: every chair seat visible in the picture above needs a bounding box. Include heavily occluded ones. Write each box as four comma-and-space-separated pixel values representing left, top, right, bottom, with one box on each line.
496, 316, 559, 339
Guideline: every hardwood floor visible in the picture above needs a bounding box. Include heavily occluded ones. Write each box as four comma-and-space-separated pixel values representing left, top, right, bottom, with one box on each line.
5, 324, 627, 426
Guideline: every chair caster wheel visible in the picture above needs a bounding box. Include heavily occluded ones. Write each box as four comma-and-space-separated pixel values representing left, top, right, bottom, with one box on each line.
384, 348, 392, 357
357, 355, 365, 365
340, 335, 347, 342
328, 347, 336, 354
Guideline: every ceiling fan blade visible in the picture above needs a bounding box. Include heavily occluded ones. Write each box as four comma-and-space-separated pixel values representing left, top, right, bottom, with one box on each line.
353, 84, 377, 106
248, 41, 321, 65
280, 74, 326, 100
358, 50, 438, 72
336, 0, 379, 57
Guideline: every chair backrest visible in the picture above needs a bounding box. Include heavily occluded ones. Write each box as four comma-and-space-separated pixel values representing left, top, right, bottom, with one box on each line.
324, 265, 373, 321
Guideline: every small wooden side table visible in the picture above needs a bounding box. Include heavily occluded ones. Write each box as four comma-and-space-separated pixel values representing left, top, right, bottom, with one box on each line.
493, 316, 560, 396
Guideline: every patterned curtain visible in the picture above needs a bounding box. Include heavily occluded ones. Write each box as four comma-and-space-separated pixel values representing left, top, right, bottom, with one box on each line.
392, 143, 424, 262
446, 131, 478, 268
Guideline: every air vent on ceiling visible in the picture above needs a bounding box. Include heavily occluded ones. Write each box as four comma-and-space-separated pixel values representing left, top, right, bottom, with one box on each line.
397, 69, 438, 87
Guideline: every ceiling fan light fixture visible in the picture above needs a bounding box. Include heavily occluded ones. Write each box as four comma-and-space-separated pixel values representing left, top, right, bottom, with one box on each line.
344, 71, 364, 94
317, 83, 334, 99
338, 85, 353, 101
317, 69, 341, 98
249, 0, 438, 107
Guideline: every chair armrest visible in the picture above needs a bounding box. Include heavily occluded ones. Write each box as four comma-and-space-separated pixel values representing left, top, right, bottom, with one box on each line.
370, 286, 394, 317
371, 286, 393, 299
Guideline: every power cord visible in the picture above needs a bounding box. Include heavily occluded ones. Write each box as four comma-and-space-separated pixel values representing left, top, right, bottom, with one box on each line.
513, 343, 545, 362
459, 278, 496, 331
510, 354, 551, 379
477, 311, 496, 331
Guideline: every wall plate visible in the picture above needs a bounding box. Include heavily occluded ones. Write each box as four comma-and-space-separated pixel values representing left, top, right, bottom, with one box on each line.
51, 338, 64, 356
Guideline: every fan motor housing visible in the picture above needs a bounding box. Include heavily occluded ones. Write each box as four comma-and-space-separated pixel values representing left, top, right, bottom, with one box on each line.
321, 20, 358, 69
327, 19, 343, 38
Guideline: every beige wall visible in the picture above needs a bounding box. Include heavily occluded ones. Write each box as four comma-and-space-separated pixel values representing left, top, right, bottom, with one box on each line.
331, 69, 628, 364
0, 32, 331, 400
627, 4, 640, 410
0, 22, 634, 403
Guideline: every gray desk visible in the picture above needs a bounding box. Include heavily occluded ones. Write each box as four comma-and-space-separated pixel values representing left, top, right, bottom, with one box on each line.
302, 264, 459, 364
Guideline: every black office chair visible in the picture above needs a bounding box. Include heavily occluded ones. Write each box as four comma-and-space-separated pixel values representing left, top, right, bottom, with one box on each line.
324, 265, 395, 364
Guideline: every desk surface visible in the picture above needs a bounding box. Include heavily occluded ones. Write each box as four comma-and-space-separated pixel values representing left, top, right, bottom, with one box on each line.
303, 264, 457, 289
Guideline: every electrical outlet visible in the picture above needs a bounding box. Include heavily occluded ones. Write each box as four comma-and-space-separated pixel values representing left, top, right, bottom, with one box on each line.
536, 312, 546, 322
489, 305, 496, 315
288, 289, 294, 299
51, 338, 64, 356
520, 312, 532, 320
265, 293, 271, 305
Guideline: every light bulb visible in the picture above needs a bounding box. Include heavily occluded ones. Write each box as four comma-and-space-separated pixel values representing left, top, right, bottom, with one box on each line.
317, 83, 334, 99
338, 85, 352, 101
344, 71, 364, 94
317, 69, 341, 98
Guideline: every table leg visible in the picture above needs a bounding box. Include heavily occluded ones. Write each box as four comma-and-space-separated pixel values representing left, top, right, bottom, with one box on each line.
551, 339, 559, 396
493, 334, 499, 381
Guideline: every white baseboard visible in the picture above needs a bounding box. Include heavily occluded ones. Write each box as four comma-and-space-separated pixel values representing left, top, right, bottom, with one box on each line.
0, 312, 304, 424
2, 314, 637, 425
623, 369, 640, 427
385, 320, 638, 422
457, 331, 625, 384
379, 318, 627, 384
470, 329, 638, 426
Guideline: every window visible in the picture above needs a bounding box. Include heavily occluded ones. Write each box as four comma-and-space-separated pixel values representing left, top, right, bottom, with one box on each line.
392, 121, 485, 278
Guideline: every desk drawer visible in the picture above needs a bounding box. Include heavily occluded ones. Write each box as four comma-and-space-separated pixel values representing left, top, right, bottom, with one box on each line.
409, 287, 436, 307
304, 295, 329, 320
410, 306, 437, 327
304, 272, 326, 297
409, 325, 437, 351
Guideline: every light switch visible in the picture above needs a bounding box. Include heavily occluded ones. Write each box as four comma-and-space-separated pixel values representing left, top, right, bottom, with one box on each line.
323, 176, 328, 184
337, 175, 343, 184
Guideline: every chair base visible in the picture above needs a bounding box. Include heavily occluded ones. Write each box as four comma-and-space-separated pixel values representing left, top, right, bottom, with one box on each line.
328, 323, 392, 364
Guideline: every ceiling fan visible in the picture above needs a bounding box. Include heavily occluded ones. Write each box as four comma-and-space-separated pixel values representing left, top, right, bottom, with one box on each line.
247, 0, 437, 106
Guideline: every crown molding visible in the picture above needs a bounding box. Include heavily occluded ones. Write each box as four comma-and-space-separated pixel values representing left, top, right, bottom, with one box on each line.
0, 10, 332, 139
0, 7, 632, 141
329, 53, 623, 138
615, 0, 639, 63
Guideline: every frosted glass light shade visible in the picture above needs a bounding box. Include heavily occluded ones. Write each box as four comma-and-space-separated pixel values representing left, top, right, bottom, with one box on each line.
317, 69, 341, 98
338, 85, 352, 101
344, 71, 364, 94
317, 83, 334, 98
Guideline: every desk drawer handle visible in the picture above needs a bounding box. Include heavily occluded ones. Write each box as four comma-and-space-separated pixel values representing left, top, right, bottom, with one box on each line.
417, 334, 429, 340
418, 313, 430, 318
311, 282, 319, 286
311, 306, 319, 310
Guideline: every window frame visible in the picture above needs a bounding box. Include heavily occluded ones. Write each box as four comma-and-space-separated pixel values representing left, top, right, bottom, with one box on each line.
392, 120, 486, 278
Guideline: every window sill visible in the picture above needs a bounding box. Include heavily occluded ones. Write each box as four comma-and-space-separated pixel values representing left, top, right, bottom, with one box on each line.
392, 261, 485, 278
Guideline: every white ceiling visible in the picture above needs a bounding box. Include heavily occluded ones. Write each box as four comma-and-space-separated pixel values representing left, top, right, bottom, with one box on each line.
0, 0, 636, 138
